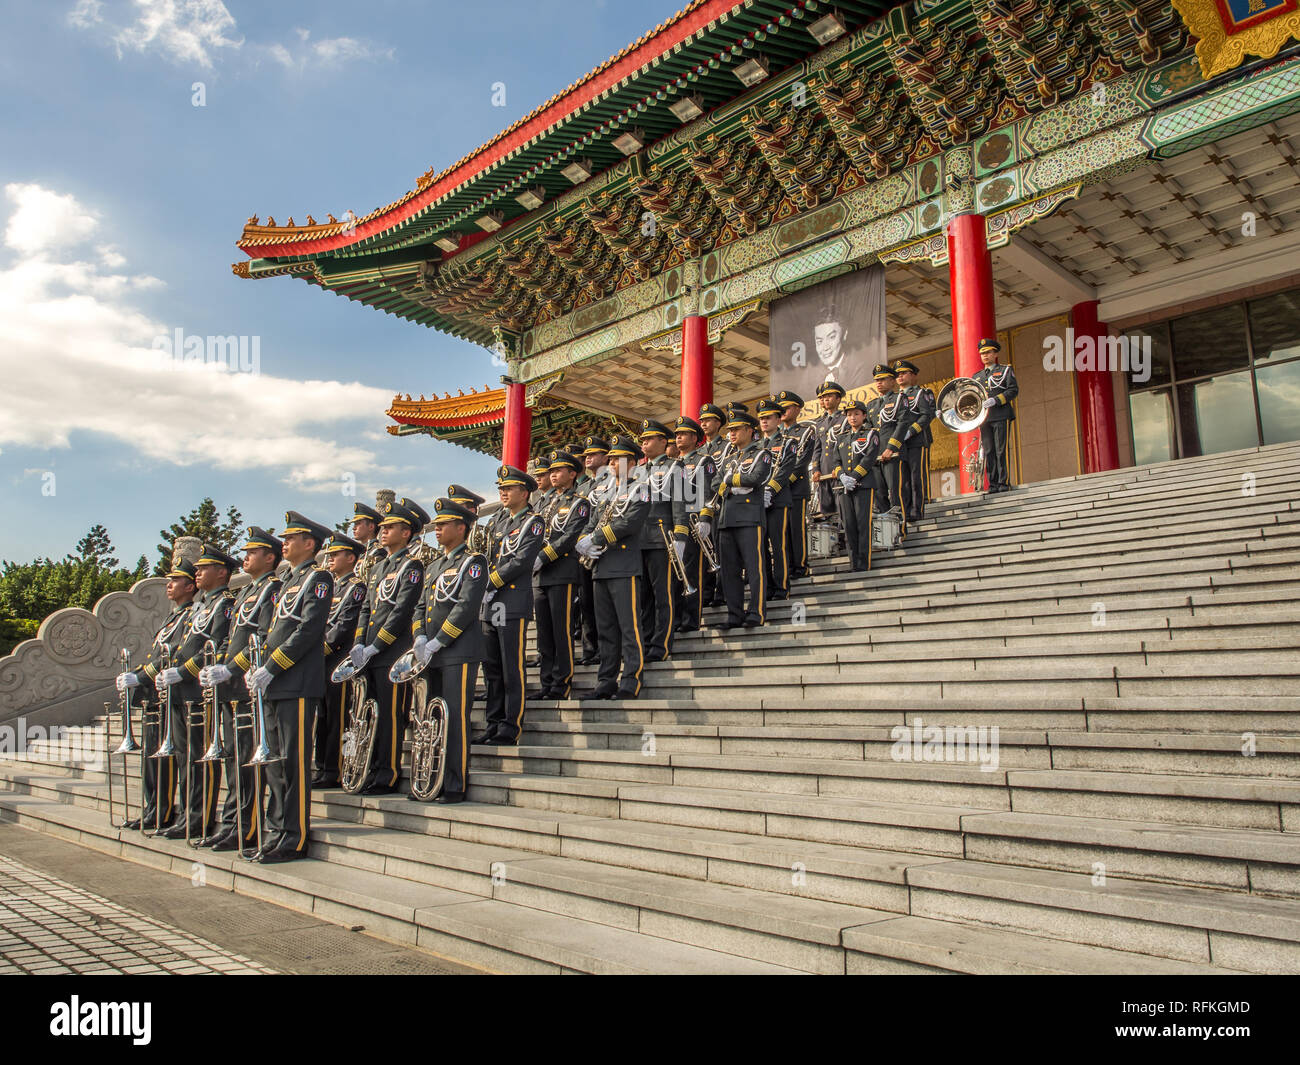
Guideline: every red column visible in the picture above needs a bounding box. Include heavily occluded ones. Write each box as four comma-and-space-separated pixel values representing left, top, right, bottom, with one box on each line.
1071, 300, 1120, 474
501, 381, 532, 470
680, 315, 714, 418
947, 214, 998, 494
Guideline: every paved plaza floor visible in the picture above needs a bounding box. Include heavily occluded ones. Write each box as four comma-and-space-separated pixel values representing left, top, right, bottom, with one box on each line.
0, 823, 483, 975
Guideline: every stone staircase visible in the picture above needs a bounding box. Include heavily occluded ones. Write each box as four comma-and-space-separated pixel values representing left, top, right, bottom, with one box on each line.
3, 441, 1299, 974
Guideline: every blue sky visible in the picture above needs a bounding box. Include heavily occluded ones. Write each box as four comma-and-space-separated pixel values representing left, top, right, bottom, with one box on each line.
0, 0, 683, 566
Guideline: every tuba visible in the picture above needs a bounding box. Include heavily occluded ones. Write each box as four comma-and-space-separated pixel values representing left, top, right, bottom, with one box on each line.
333, 655, 379, 794
937, 377, 990, 433
388, 650, 449, 801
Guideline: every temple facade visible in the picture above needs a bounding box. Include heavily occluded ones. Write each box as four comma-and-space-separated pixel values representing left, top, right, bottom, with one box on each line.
233, 0, 1300, 494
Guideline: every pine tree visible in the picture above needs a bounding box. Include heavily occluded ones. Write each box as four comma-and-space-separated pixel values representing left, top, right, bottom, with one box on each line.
75, 523, 117, 569
154, 499, 244, 575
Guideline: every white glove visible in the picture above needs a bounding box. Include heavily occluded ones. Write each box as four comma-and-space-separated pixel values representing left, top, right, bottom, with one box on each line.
674, 541, 686, 564
729, 485, 752, 496
244, 666, 272, 695
350, 644, 376, 668
416, 637, 442, 665
533, 555, 544, 574
413, 634, 428, 655
576, 534, 595, 556
839, 473, 858, 490
154, 667, 182, 690
115, 672, 139, 692
199, 664, 231, 687
764, 489, 773, 508
697, 521, 711, 541
982, 396, 996, 410
484, 590, 496, 605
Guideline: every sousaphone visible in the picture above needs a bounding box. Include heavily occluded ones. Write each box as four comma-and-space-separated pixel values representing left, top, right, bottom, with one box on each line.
332, 657, 379, 794
389, 650, 450, 802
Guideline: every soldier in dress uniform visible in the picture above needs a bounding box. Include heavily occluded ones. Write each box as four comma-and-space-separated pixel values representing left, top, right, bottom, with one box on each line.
710, 411, 774, 629
672, 416, 716, 634
153, 545, 235, 840
114, 557, 197, 832
533, 450, 591, 699
808, 379, 847, 522
314, 533, 366, 787
476, 465, 545, 745
893, 359, 937, 523
576, 436, 610, 664
871, 364, 907, 518
698, 404, 729, 606
349, 502, 385, 577
410, 497, 490, 803
241, 512, 333, 862
832, 400, 884, 572
776, 391, 815, 580
757, 398, 796, 601
196, 528, 281, 851
576, 435, 650, 699
972, 338, 1019, 493
634, 419, 686, 662
349, 499, 426, 794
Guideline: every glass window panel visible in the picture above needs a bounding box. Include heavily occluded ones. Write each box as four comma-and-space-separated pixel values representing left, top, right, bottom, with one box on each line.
1256, 358, 1300, 446
1125, 323, 1171, 389
1248, 289, 1300, 364
1129, 388, 1176, 465
1170, 304, 1249, 380
1175, 372, 1258, 458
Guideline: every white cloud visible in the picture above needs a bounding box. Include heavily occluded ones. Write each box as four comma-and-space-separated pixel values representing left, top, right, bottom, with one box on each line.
265, 29, 395, 73
0, 183, 397, 492
4, 184, 100, 255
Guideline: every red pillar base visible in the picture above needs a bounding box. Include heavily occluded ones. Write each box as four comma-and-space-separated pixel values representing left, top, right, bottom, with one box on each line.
1071, 300, 1120, 474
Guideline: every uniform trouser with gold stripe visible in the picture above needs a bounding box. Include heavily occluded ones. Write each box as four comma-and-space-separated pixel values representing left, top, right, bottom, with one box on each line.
880, 456, 904, 514
787, 497, 809, 576
174, 695, 219, 834
765, 504, 791, 599
427, 661, 476, 796
138, 698, 176, 828
536, 583, 576, 696
678, 536, 705, 630
362, 668, 407, 790
899, 445, 926, 521
314, 667, 346, 781
261, 697, 317, 854
579, 567, 599, 658
719, 524, 766, 626
217, 699, 258, 846
837, 485, 874, 571
593, 574, 644, 694
481, 616, 527, 741
980, 420, 1010, 489
641, 548, 675, 657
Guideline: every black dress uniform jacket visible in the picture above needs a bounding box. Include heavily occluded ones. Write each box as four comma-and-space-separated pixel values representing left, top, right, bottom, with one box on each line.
172, 586, 234, 704
264, 561, 334, 700
220, 573, 279, 701
415, 543, 489, 665
354, 545, 424, 670
762, 427, 798, 508
585, 478, 650, 577
483, 505, 546, 619
537, 488, 591, 587
973, 364, 1019, 421
712, 441, 775, 527
636, 455, 688, 550
785, 421, 817, 501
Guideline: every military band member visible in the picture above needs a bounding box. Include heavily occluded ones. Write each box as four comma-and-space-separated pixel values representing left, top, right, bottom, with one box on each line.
349, 498, 426, 793
153, 545, 235, 839
710, 411, 774, 629
777, 391, 814, 580
315, 533, 366, 787
808, 379, 847, 520
757, 398, 796, 601
241, 512, 333, 862
196, 528, 280, 851
576, 436, 610, 664
833, 400, 883, 572
349, 502, 385, 577
698, 404, 728, 606
114, 557, 197, 832
410, 498, 489, 803
533, 451, 591, 700
972, 338, 1018, 493
893, 359, 936, 522
476, 465, 545, 745
871, 364, 907, 518
635, 419, 686, 662
576, 435, 650, 699
673, 416, 716, 633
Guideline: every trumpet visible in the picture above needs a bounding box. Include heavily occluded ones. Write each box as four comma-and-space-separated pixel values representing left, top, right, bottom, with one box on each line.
689, 513, 721, 573
145, 643, 176, 837
243, 634, 280, 860
106, 647, 142, 830
194, 639, 224, 844
659, 520, 696, 596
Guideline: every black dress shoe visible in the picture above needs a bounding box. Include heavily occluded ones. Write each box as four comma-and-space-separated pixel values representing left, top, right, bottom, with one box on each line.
584, 686, 616, 700
256, 846, 303, 864
158, 823, 190, 840
472, 731, 497, 745
315, 775, 339, 789
743, 618, 762, 628
434, 791, 465, 804
208, 833, 240, 852
675, 623, 699, 634
613, 688, 640, 700
645, 647, 667, 663
579, 653, 599, 665
486, 734, 518, 746
359, 783, 396, 796
121, 818, 141, 831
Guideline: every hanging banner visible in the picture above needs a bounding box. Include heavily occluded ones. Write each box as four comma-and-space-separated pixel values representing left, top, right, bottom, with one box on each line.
768, 266, 887, 400
1173, 0, 1300, 78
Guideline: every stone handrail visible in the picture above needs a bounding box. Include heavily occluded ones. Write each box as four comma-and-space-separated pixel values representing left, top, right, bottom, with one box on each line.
0, 577, 170, 727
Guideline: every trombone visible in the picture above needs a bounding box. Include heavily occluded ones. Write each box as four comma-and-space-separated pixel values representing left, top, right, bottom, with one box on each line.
243, 634, 280, 860
106, 647, 142, 830
193, 639, 224, 845
145, 642, 176, 836
689, 513, 721, 574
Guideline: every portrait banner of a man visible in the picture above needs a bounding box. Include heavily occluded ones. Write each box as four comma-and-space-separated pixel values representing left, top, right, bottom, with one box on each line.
768, 266, 887, 398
